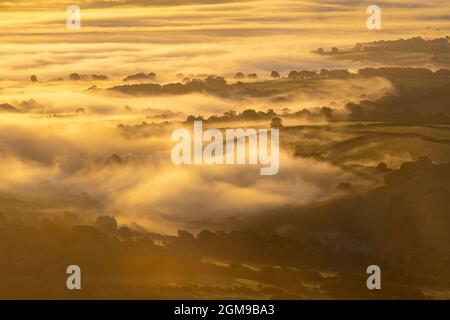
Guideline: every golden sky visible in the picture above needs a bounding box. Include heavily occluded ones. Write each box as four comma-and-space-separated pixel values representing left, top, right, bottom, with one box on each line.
0, 0, 449, 80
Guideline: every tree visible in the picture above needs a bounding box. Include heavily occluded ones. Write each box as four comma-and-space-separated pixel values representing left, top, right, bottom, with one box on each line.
30, 75, 38, 82
288, 71, 299, 79
118, 226, 132, 240
270, 71, 280, 78
92, 74, 108, 80
266, 109, 276, 117
69, 73, 81, 80
320, 69, 330, 77
331, 47, 339, 54
224, 110, 236, 118
205, 75, 226, 88
346, 103, 364, 120
298, 70, 316, 79
186, 115, 196, 122
95, 216, 118, 234
197, 230, 215, 242
234, 72, 245, 79
376, 162, 388, 172
241, 109, 258, 119
316, 48, 325, 55
270, 117, 283, 129
178, 230, 195, 241
320, 107, 333, 119
352, 43, 362, 52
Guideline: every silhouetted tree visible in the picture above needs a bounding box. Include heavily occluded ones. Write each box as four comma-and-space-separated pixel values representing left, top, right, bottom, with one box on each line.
178, 230, 195, 241
352, 43, 362, 52
377, 162, 389, 173
95, 216, 118, 234
270, 117, 283, 129
241, 109, 259, 119
320, 107, 333, 119
288, 71, 299, 79
346, 103, 364, 120
69, 73, 81, 80
92, 74, 108, 80
224, 110, 237, 118
271, 71, 280, 78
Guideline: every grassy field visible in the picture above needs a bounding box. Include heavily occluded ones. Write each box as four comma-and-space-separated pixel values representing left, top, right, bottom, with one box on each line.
283, 122, 450, 168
